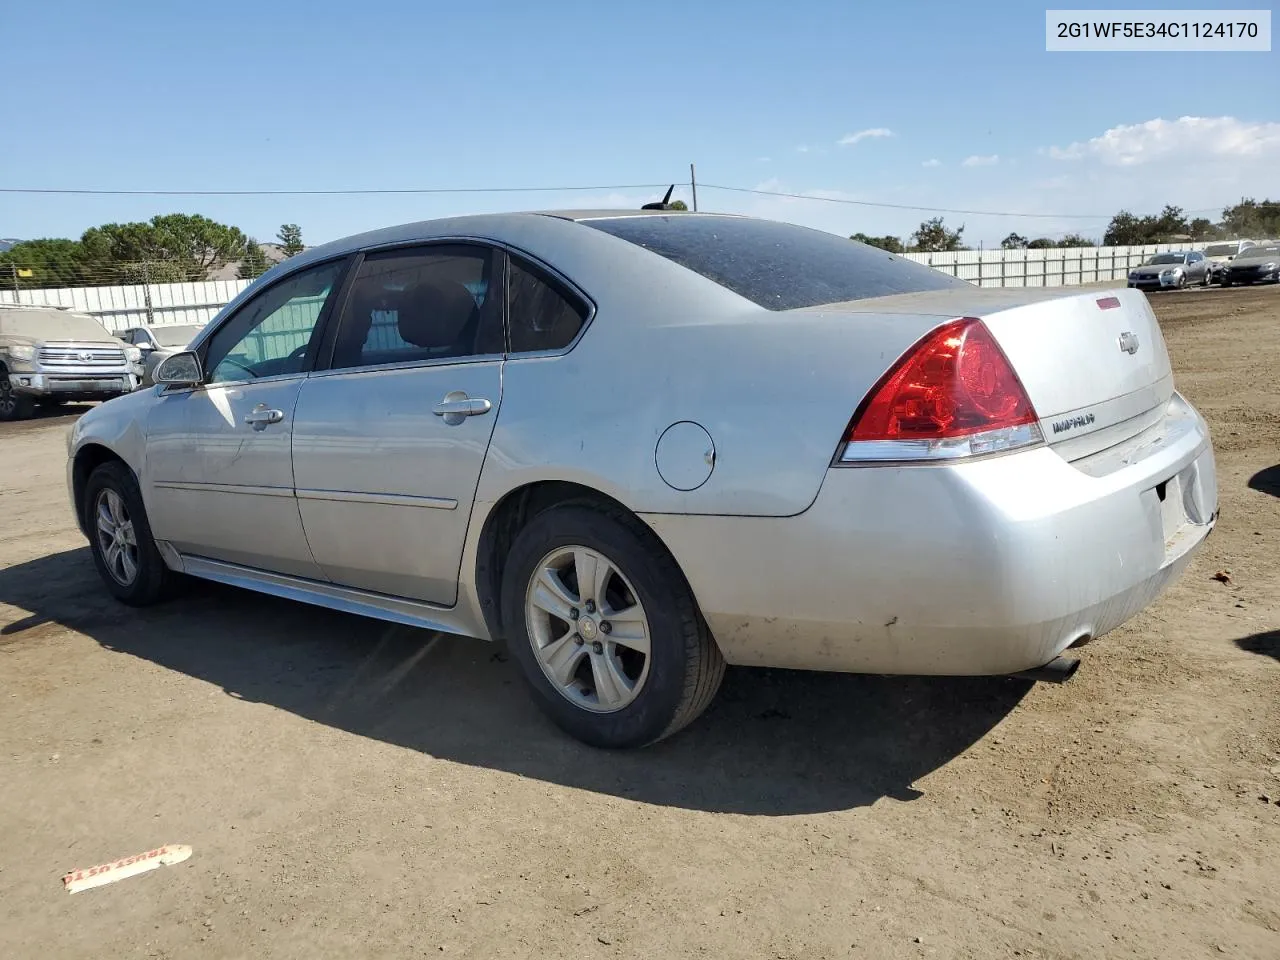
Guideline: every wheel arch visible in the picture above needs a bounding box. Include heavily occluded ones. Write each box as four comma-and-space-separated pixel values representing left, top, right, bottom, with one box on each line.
72, 443, 131, 536
472, 480, 702, 642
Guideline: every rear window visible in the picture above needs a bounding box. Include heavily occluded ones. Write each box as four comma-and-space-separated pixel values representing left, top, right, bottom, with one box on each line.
579, 215, 965, 311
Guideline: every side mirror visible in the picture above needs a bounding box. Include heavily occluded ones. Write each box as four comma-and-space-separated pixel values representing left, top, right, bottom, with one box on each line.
137, 341, 154, 352
155, 351, 203, 387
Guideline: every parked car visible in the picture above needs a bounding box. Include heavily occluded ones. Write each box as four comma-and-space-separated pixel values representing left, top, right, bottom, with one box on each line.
66, 211, 1219, 747
0, 305, 142, 421
1127, 251, 1211, 290
120, 323, 209, 385
1220, 243, 1280, 286
1201, 239, 1257, 283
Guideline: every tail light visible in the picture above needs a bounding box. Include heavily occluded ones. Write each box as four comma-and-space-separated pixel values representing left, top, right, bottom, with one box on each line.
838, 317, 1043, 463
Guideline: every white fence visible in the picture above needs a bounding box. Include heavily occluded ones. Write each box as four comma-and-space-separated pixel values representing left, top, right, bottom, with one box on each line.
0, 241, 1211, 331
0, 279, 252, 333
901, 242, 1195, 287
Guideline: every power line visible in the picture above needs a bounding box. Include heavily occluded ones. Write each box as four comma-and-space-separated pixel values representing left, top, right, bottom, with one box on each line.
0, 178, 1231, 224
0, 183, 672, 197
698, 183, 1226, 221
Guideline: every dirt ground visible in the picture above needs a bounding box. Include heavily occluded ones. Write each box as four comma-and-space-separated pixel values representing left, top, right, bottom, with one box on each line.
1, 284, 1278, 960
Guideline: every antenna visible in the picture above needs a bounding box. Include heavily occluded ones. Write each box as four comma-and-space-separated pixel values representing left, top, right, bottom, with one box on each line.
641, 184, 677, 210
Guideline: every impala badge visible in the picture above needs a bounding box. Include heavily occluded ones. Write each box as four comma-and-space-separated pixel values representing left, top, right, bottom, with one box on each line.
1118, 331, 1140, 355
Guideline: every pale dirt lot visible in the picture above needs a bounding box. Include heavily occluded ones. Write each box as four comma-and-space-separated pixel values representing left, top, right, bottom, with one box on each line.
1, 285, 1277, 960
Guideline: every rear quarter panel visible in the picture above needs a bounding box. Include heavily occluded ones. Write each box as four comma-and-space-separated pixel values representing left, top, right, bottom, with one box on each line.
472, 219, 950, 518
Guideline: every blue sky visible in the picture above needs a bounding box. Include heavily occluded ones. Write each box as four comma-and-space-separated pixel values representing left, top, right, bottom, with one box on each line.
3, 0, 1275, 247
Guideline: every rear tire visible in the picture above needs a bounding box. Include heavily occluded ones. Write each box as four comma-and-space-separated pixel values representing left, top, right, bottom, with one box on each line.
84, 461, 177, 606
0, 371, 36, 422
500, 502, 725, 748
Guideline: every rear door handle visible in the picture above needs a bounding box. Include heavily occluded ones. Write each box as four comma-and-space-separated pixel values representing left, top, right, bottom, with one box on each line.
244, 404, 285, 428
433, 394, 492, 421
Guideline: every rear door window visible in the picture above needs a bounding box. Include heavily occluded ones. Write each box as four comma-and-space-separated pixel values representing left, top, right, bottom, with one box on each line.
326, 245, 502, 370
579, 215, 966, 311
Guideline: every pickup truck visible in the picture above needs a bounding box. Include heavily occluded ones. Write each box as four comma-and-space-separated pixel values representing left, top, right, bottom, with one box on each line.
0, 304, 142, 421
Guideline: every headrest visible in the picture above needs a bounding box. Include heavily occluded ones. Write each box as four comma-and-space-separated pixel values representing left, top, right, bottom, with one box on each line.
396, 280, 477, 349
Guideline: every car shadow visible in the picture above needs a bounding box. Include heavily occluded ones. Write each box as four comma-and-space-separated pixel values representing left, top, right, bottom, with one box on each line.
1235, 630, 1279, 662
1247, 465, 1280, 499
0, 548, 1029, 815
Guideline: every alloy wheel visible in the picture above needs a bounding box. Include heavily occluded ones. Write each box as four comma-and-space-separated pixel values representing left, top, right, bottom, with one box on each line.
95, 488, 139, 586
524, 545, 651, 713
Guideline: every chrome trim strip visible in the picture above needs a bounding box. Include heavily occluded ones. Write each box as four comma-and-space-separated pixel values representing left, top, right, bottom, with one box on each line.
179, 555, 478, 636
309, 353, 503, 379
295, 488, 458, 510
152, 480, 295, 497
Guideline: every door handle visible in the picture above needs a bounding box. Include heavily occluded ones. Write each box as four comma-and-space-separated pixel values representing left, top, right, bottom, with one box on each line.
433, 394, 492, 422
244, 404, 285, 427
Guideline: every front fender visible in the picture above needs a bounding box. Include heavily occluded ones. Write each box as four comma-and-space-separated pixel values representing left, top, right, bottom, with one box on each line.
66, 389, 155, 529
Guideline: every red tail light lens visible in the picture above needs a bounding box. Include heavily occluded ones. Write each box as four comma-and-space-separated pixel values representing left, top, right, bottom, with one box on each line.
843, 317, 1040, 453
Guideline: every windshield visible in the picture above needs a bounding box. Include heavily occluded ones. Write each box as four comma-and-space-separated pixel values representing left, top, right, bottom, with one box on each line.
0, 310, 114, 340
1203, 243, 1238, 258
150, 324, 205, 347
1240, 245, 1280, 259
1147, 254, 1187, 265
580, 214, 966, 311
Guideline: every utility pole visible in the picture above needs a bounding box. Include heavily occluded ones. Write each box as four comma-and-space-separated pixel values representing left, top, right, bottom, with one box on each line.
690, 163, 698, 212
10, 262, 18, 295
141, 261, 155, 325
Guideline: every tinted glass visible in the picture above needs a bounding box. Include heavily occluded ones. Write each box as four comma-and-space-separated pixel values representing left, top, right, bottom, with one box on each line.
1243, 245, 1280, 258
1148, 254, 1186, 265
1204, 243, 1237, 257
328, 245, 500, 371
508, 257, 589, 352
580, 215, 966, 311
205, 260, 344, 384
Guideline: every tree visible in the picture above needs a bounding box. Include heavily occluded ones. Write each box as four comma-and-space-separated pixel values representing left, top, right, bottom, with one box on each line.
1187, 218, 1216, 241
908, 217, 964, 253
1220, 198, 1280, 238
80, 213, 248, 282
1103, 210, 1150, 246
1026, 237, 1057, 249
1057, 234, 1095, 248
277, 224, 304, 257
1001, 232, 1028, 250
0, 238, 91, 287
238, 240, 271, 280
666, 200, 689, 211
1153, 205, 1189, 239
850, 232, 904, 253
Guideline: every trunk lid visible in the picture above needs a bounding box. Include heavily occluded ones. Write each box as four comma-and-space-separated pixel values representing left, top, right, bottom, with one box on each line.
826, 286, 1174, 460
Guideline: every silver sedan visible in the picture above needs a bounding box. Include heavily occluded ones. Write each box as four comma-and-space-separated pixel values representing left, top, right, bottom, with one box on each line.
66, 211, 1219, 747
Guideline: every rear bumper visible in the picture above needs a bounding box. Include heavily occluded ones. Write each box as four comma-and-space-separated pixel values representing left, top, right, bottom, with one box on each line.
9, 372, 137, 398
643, 395, 1217, 676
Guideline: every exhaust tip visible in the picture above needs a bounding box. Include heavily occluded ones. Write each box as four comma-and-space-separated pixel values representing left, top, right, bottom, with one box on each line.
1012, 655, 1081, 684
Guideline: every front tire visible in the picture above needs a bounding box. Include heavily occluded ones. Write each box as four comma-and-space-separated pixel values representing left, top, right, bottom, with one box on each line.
500, 503, 725, 748
0, 372, 36, 421
84, 461, 177, 606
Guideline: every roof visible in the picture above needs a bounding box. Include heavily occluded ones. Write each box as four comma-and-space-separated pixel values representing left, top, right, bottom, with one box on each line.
532, 209, 743, 222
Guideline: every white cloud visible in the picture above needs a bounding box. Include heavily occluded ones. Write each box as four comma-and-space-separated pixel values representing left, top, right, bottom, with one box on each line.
837, 127, 894, 147
795, 144, 811, 153
922, 158, 941, 168
757, 156, 771, 163
962, 154, 1000, 167
1047, 115, 1280, 166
